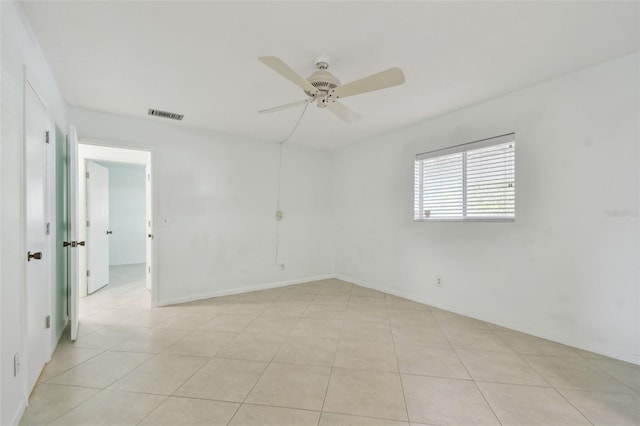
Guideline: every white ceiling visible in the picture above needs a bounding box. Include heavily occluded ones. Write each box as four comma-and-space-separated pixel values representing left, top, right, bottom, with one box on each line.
21, 1, 639, 150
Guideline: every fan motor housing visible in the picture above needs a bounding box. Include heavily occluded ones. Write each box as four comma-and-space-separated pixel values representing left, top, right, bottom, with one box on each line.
305, 69, 340, 96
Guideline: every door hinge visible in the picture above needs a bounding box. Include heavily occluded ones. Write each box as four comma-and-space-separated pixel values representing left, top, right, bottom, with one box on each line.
45, 131, 50, 144
45, 222, 51, 235
148, 220, 151, 227
86, 270, 91, 277
86, 220, 90, 227
45, 315, 51, 329
13, 353, 20, 377
86, 171, 90, 179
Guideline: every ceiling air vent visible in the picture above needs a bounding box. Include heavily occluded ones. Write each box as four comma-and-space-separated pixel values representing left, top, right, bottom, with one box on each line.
148, 109, 184, 120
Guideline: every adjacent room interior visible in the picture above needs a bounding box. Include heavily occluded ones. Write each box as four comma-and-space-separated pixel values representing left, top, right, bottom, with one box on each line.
1, 1, 639, 425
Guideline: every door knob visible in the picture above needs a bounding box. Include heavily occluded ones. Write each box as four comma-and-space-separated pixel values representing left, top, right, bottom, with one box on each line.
27, 251, 42, 261
106, 230, 113, 235
78, 241, 86, 246
63, 241, 71, 247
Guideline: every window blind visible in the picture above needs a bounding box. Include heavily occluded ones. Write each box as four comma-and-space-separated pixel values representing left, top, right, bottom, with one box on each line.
414, 134, 515, 221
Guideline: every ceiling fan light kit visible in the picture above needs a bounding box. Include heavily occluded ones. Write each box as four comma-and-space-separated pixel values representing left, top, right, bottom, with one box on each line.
258, 55, 405, 123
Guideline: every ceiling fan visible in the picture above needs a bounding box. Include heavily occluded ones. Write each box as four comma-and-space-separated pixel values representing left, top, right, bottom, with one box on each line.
258, 56, 405, 123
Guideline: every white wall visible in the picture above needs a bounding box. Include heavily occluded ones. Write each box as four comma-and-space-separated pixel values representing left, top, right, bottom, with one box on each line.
1, 2, 68, 424
333, 53, 640, 364
68, 107, 335, 305
99, 162, 147, 266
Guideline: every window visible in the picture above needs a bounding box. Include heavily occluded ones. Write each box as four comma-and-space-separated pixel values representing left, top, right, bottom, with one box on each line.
414, 133, 515, 221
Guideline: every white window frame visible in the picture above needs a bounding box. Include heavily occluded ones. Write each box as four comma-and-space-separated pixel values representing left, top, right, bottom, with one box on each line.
414, 133, 515, 222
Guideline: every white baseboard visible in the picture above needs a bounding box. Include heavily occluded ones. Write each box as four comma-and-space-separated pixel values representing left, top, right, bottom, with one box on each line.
335, 274, 406, 299
157, 274, 335, 307
10, 397, 26, 426
336, 274, 640, 365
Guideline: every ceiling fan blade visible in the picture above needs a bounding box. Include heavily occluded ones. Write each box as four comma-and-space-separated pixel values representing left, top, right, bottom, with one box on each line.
258, 56, 319, 96
258, 99, 310, 114
326, 100, 362, 123
331, 67, 405, 99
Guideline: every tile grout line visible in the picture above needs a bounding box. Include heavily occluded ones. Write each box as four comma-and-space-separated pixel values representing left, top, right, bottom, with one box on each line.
317, 285, 352, 426
224, 318, 290, 426
131, 393, 170, 426
225, 283, 325, 424
162, 300, 280, 426
549, 387, 596, 426
519, 353, 638, 396
40, 347, 106, 384
47, 276, 223, 423
26, 384, 103, 425
509, 350, 554, 388
582, 357, 639, 394
386, 293, 411, 424
436, 315, 504, 426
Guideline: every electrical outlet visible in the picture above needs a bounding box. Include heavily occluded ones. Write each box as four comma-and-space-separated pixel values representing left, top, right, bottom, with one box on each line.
436, 276, 443, 287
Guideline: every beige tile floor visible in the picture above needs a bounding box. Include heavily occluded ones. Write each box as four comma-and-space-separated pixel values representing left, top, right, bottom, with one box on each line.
21, 266, 640, 425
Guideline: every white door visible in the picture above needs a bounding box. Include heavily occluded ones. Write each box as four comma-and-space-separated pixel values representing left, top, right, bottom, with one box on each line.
145, 163, 152, 291
25, 82, 49, 393
68, 127, 80, 341
86, 161, 110, 294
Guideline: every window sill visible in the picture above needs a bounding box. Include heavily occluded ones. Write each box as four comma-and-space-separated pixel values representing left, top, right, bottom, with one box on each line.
414, 218, 515, 223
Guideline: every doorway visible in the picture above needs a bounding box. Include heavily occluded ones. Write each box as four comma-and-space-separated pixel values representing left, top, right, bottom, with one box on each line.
75, 144, 153, 316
